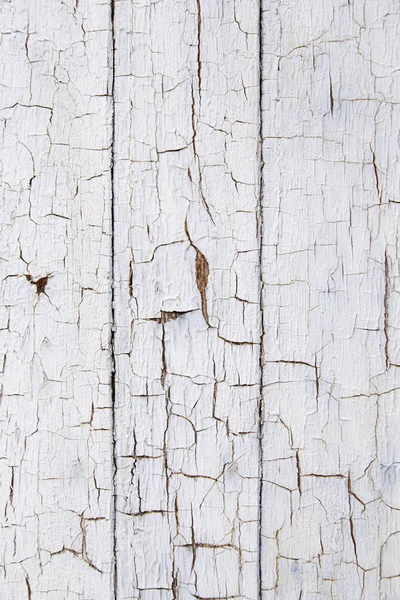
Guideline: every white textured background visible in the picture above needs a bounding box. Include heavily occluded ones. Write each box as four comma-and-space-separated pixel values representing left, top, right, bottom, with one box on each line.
0, 0, 399, 598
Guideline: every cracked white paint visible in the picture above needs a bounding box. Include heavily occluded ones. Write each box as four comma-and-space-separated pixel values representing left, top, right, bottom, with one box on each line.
261, 1, 400, 598
0, 0, 114, 598
1, 0, 399, 599
113, 0, 260, 598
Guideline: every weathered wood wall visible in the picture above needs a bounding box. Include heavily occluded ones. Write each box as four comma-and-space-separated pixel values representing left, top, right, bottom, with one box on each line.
1, 0, 399, 598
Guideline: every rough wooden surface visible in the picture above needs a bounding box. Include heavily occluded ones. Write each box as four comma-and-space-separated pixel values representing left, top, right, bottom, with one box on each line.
1, 0, 399, 598
113, 1, 261, 597
261, 2, 400, 598
0, 1, 114, 597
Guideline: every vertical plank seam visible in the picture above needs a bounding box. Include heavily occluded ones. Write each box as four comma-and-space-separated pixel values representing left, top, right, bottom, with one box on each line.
257, 0, 265, 598
110, 0, 117, 598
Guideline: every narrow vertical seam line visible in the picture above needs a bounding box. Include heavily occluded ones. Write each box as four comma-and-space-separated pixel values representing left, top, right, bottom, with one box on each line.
110, 0, 117, 598
257, 0, 265, 598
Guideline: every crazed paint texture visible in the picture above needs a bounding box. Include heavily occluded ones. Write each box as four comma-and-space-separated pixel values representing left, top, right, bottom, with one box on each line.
113, 1, 261, 597
0, 0, 399, 598
0, 0, 114, 597
261, 1, 400, 598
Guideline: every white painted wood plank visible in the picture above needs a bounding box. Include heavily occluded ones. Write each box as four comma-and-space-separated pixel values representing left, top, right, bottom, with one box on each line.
0, 1, 114, 598
113, 0, 261, 597
261, 1, 400, 598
